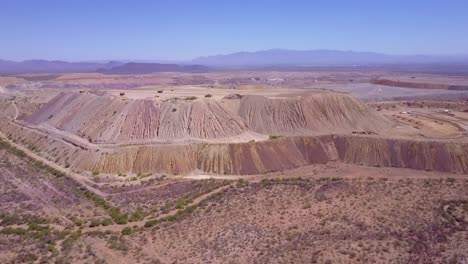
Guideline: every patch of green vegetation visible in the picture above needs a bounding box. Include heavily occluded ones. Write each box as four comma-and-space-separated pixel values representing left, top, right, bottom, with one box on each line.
69, 230, 82, 240
260, 179, 272, 186
269, 135, 282, 140
128, 208, 145, 222
47, 244, 58, 254
0, 213, 49, 226
102, 218, 113, 226
109, 208, 128, 225
83, 191, 128, 225
121, 227, 133, 235
89, 219, 101, 228
236, 178, 249, 188
108, 234, 129, 252
163, 215, 177, 222
0, 227, 28, 236
144, 219, 158, 228
260, 177, 311, 187
175, 198, 190, 209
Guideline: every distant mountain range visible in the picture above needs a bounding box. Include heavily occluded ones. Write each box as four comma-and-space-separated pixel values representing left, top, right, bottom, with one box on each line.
2, 49, 468, 74
192, 49, 468, 67
0, 60, 208, 74
0, 59, 122, 74
97, 62, 209, 74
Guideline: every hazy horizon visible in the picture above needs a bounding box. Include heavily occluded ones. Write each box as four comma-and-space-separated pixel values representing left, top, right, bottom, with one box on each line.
2, 0, 468, 61
3, 48, 468, 64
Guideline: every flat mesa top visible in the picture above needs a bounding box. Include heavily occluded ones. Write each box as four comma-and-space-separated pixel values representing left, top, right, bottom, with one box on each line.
378, 75, 468, 86
104, 86, 333, 100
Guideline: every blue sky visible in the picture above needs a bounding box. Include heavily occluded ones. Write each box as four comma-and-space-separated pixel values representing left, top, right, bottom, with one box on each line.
1, 0, 468, 61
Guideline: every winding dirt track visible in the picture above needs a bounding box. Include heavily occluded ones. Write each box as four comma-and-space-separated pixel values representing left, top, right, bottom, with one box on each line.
0, 130, 105, 196
83, 183, 233, 233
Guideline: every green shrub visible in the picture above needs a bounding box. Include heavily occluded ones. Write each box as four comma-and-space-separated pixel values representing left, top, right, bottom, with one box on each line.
109, 209, 128, 225
0, 227, 27, 236
236, 179, 248, 188
128, 208, 145, 222
175, 198, 188, 209
70, 230, 81, 240
144, 220, 158, 228
164, 215, 177, 222
101, 218, 113, 226
89, 219, 101, 227
121, 227, 132, 235
47, 244, 58, 254
269, 135, 281, 140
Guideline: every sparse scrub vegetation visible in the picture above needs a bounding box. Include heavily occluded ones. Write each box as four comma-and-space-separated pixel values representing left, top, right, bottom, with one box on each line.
269, 135, 282, 140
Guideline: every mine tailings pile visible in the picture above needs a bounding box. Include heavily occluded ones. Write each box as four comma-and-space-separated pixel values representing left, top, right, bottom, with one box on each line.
4, 91, 467, 175
71, 135, 468, 175
24, 91, 386, 142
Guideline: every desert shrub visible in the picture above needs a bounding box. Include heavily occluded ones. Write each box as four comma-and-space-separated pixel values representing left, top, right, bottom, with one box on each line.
144, 220, 158, 228
260, 179, 272, 186
128, 208, 145, 222
108, 235, 129, 251
109, 209, 128, 225
74, 219, 84, 227
48, 168, 65, 177
185, 96, 197, 100
236, 179, 249, 188
70, 230, 81, 240
0, 213, 21, 225
89, 219, 101, 227
204, 94, 212, 98
102, 218, 113, 226
92, 171, 100, 176
0, 227, 28, 236
47, 244, 58, 254
175, 198, 189, 209
121, 227, 133, 235
269, 135, 281, 140
164, 215, 177, 222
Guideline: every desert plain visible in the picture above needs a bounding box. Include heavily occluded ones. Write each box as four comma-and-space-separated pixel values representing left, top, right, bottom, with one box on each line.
0, 70, 467, 263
